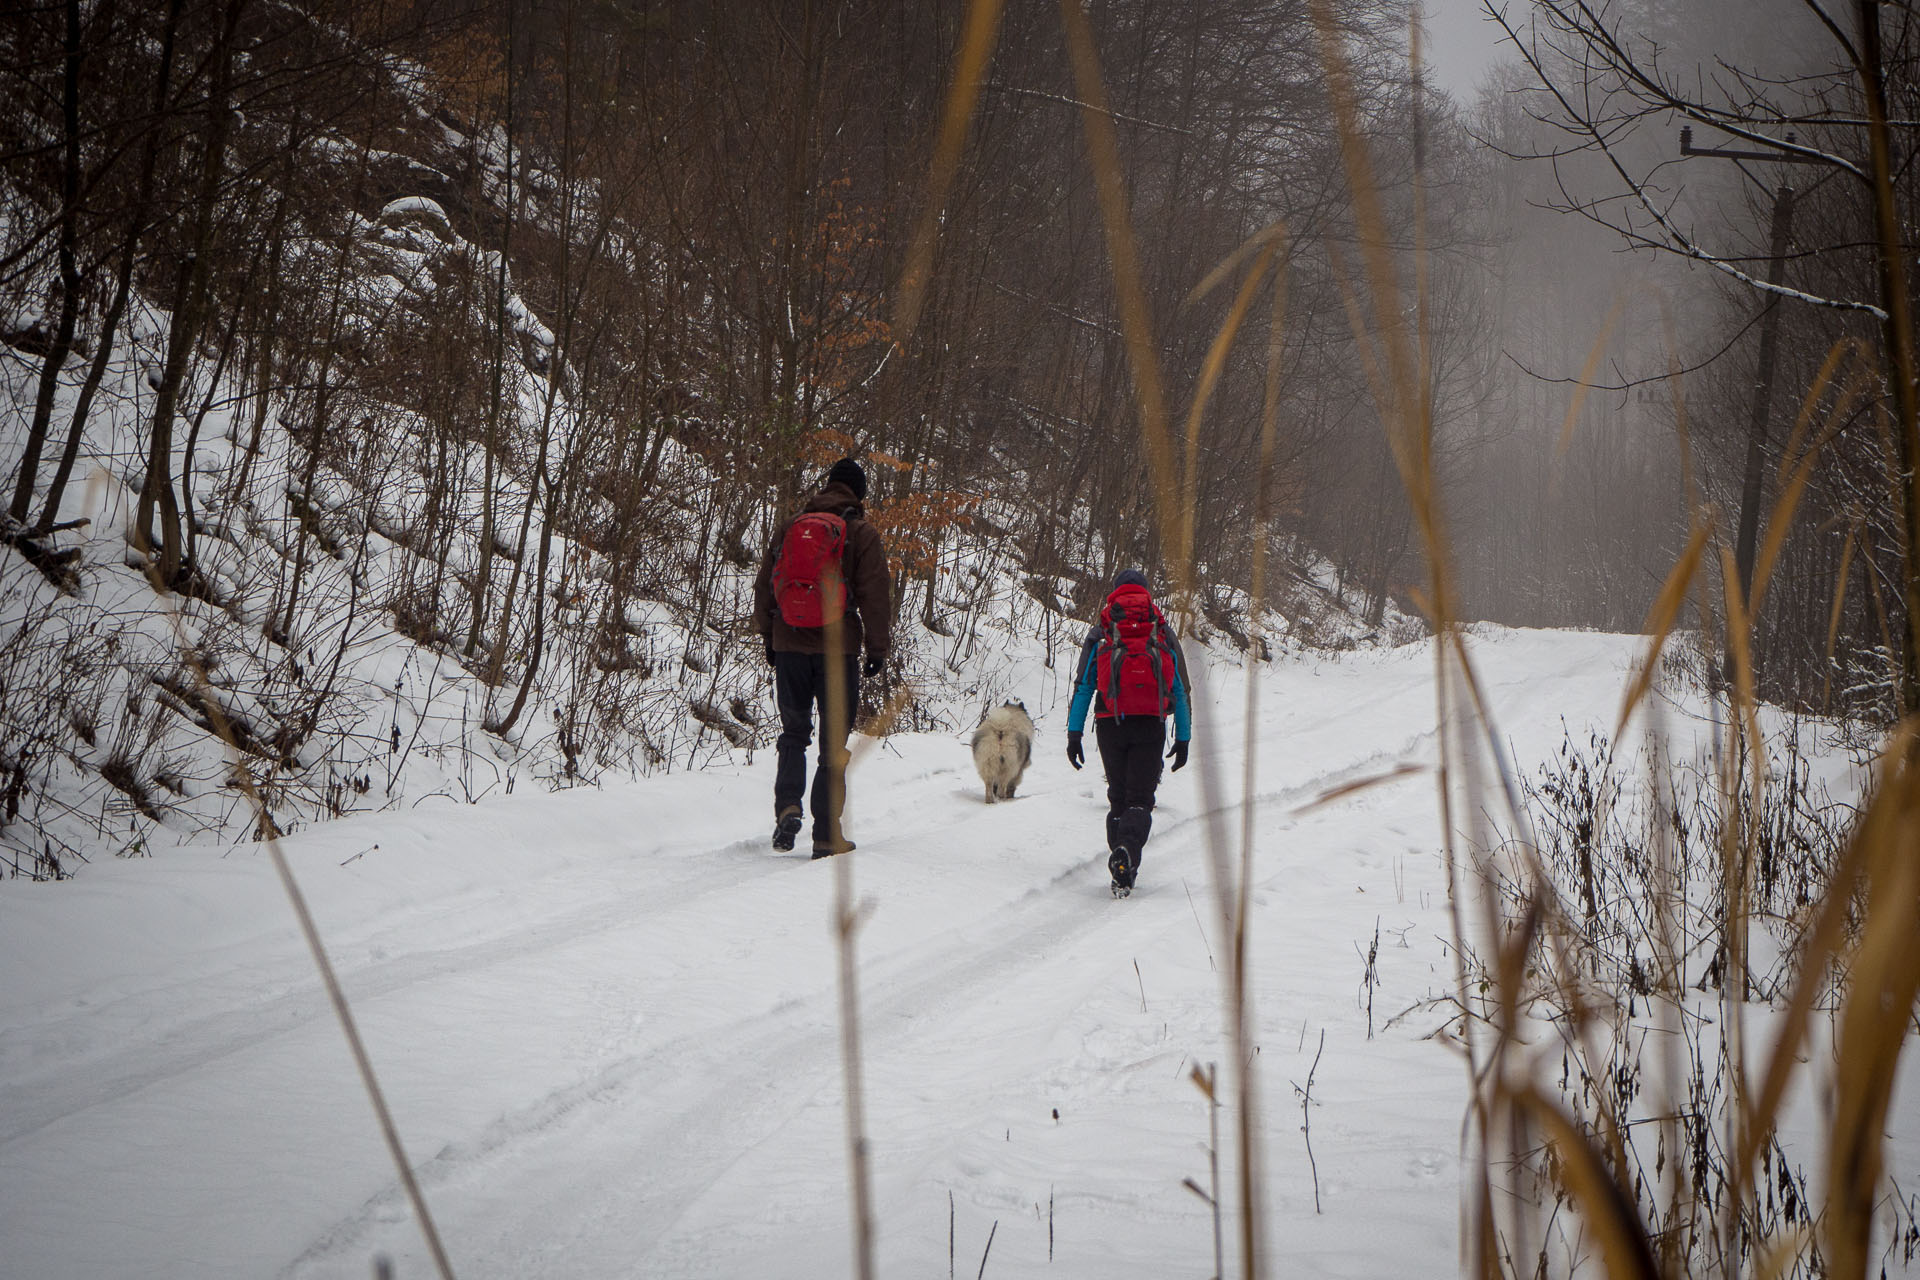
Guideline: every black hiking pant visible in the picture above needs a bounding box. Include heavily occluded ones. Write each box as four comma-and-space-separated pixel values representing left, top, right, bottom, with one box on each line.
773, 650, 861, 845
1096, 715, 1164, 873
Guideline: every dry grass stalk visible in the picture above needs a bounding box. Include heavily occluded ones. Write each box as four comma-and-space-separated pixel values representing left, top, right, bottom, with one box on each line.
136, 567, 459, 1280
1822, 516, 1862, 710
876, 4, 1920, 1277
820, 604, 875, 1280
1820, 730, 1920, 1277
1179, 236, 1284, 601
1056, 0, 1188, 601
1290, 762, 1428, 816
1306, 5, 1690, 1277
1055, 1, 1284, 1273
1305, 3, 1449, 621
1301, 8, 1540, 1273
818, 506, 941, 1280
1549, 293, 1629, 491
815, 1, 1025, 1263
1751, 344, 1871, 619
1170, 240, 1290, 1267
1704, 338, 1883, 1268
1306, 3, 1920, 1274
1235, 244, 1292, 1227
1510, 1080, 1661, 1280
1615, 520, 1713, 740
890, 0, 1007, 350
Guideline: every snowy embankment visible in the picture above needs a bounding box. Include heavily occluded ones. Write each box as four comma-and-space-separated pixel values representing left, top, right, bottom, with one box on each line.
1, 627, 1911, 1278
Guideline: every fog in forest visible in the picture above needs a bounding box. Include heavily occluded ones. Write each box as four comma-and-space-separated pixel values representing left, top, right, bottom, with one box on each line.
9, 6, 1920, 1278
1418, 0, 1906, 726
6, 0, 1920, 823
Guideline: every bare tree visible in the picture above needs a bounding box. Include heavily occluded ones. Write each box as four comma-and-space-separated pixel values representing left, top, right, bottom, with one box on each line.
1487, 0, 1920, 711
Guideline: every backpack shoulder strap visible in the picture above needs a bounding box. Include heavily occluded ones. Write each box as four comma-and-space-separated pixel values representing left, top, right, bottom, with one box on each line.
1157, 617, 1191, 691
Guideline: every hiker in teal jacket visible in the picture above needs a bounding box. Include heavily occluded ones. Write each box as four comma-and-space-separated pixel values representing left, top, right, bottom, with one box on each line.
1065, 568, 1191, 893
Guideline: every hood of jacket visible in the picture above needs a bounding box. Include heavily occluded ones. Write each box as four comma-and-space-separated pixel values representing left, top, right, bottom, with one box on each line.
806, 482, 866, 519
1112, 567, 1149, 591
1103, 579, 1158, 621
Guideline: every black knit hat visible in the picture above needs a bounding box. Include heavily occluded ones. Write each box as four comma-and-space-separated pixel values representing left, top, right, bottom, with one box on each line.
826, 457, 868, 500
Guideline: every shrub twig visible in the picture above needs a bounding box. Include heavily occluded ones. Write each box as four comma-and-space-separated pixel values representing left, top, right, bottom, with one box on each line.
1293, 1030, 1325, 1215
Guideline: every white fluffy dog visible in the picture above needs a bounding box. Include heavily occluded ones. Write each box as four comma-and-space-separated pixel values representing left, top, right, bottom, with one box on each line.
970, 701, 1034, 803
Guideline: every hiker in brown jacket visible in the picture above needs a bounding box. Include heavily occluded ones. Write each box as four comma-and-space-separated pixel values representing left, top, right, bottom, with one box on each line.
752, 457, 892, 858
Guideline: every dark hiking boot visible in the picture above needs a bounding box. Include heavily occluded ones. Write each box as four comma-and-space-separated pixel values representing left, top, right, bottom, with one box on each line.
1114, 807, 1149, 891
772, 807, 803, 852
812, 836, 856, 859
1108, 847, 1134, 894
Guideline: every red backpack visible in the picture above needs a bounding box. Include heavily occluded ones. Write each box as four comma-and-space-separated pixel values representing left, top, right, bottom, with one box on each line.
1095, 583, 1179, 717
772, 511, 848, 628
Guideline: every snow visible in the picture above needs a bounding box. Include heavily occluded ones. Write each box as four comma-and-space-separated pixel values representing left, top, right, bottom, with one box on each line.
1, 627, 1916, 1278
0, 164, 773, 865
379, 197, 452, 227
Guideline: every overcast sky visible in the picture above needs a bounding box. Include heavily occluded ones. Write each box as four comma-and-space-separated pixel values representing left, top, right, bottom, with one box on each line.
1420, 0, 1513, 100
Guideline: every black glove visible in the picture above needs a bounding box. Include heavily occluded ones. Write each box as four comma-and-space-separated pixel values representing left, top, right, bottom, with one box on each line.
763, 635, 777, 667
1066, 731, 1084, 770
862, 653, 884, 679
1167, 738, 1189, 772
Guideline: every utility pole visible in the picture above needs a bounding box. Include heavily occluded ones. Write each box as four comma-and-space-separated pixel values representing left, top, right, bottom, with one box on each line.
1732, 181, 1795, 603
1678, 127, 1827, 609
1677, 127, 1841, 696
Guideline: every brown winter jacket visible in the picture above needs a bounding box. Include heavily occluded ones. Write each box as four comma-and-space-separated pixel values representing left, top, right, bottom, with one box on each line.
753, 482, 893, 660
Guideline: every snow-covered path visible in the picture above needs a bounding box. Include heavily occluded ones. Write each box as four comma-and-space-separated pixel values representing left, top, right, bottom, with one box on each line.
3, 629, 1906, 1278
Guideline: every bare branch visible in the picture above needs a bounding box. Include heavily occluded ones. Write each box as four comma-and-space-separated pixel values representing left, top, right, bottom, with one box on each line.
1486, 3, 1889, 319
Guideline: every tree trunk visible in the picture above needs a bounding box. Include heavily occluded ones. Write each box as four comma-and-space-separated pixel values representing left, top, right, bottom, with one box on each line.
466, 0, 516, 660
9, 0, 84, 525
35, 0, 181, 538
1856, 0, 1920, 718
135, 0, 246, 589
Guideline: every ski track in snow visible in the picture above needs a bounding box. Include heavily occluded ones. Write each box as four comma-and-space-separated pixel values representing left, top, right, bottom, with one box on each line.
3, 629, 1914, 1278
281, 748, 1422, 1277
